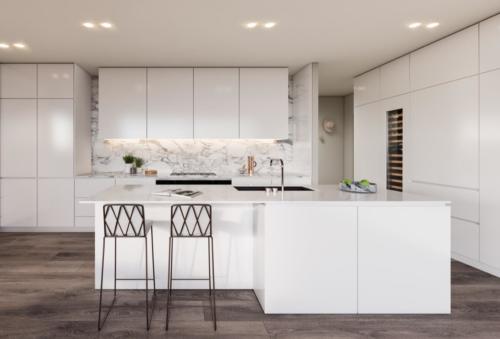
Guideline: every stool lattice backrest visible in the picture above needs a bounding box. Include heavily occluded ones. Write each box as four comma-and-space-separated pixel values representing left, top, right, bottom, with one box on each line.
171, 204, 212, 237
103, 204, 147, 237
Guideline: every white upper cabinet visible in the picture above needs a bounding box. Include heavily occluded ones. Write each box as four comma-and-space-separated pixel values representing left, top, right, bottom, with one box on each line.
480, 14, 500, 73
99, 68, 147, 139
380, 56, 410, 99
147, 68, 194, 138
353, 68, 380, 106
239, 68, 288, 139
410, 25, 479, 90
37, 64, 74, 98
194, 68, 239, 138
410, 76, 479, 189
0, 64, 37, 98
0, 99, 37, 177
38, 99, 74, 177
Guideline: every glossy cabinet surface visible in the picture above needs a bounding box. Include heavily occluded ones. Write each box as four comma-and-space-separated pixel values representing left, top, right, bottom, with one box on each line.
410, 25, 478, 90
452, 218, 479, 260
194, 68, 239, 138
0, 64, 37, 98
37, 99, 74, 177
239, 68, 288, 139
0, 99, 37, 177
99, 68, 147, 139
38, 179, 74, 227
480, 14, 500, 72
147, 68, 194, 138
479, 70, 500, 268
353, 68, 380, 106
37, 64, 74, 98
380, 56, 410, 99
410, 77, 479, 189
0, 179, 37, 227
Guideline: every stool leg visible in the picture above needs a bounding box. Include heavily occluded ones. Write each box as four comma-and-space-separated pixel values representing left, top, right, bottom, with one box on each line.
209, 236, 217, 331
114, 237, 117, 297
98, 237, 106, 330
208, 237, 212, 296
166, 236, 173, 330
145, 236, 150, 331
151, 227, 157, 295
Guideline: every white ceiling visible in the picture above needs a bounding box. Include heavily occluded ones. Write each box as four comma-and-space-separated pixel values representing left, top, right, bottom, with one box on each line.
1, 0, 500, 95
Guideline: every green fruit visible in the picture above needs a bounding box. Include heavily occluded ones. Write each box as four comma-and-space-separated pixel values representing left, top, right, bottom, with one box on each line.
359, 179, 370, 188
342, 178, 352, 186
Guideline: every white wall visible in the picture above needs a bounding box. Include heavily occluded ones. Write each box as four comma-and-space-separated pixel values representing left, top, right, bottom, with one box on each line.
343, 94, 354, 179
318, 96, 344, 184
353, 13, 500, 277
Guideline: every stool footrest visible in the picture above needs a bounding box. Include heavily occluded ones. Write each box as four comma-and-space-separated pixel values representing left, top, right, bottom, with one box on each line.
171, 278, 210, 281
116, 278, 155, 281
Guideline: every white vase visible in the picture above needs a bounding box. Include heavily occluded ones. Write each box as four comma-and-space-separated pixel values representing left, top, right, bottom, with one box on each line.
124, 163, 132, 174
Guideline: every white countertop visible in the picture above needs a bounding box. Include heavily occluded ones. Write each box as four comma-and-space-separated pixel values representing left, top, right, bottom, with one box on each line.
82, 184, 449, 206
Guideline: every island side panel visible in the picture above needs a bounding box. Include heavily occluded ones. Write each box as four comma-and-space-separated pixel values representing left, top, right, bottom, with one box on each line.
261, 203, 358, 313
358, 205, 451, 313
95, 203, 254, 289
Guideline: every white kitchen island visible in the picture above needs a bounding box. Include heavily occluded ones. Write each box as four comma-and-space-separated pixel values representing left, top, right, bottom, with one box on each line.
83, 184, 451, 314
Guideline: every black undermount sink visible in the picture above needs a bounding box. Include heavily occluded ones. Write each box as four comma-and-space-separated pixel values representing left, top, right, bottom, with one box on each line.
233, 186, 314, 192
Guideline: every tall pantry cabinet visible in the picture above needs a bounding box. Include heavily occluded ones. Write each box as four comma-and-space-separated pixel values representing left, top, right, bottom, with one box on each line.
0, 64, 92, 229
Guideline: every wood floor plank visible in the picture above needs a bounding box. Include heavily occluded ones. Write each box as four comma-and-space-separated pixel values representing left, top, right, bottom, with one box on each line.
1, 232, 500, 338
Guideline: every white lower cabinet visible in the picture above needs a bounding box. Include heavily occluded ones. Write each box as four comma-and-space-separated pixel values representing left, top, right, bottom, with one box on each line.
358, 206, 450, 313
0, 179, 37, 227
451, 218, 479, 260
256, 204, 357, 313
38, 179, 74, 227
75, 216, 94, 228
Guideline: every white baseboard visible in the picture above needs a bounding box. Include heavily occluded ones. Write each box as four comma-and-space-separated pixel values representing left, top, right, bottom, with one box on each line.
0, 227, 94, 233
452, 252, 500, 278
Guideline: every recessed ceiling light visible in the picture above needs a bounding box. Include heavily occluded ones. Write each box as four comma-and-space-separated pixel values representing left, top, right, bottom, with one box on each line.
82, 22, 95, 28
426, 22, 440, 29
13, 42, 26, 49
264, 22, 276, 28
245, 22, 258, 29
0, 43, 10, 49
100, 22, 113, 28
408, 22, 422, 29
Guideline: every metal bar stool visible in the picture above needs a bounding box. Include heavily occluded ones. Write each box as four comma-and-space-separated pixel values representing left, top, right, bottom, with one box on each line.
98, 204, 157, 331
166, 204, 216, 331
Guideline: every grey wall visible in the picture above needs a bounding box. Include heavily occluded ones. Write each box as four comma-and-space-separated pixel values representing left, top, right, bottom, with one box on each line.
318, 96, 344, 184
343, 94, 354, 179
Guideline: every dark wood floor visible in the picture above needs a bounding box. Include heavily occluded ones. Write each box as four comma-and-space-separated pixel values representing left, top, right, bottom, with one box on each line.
1, 233, 500, 339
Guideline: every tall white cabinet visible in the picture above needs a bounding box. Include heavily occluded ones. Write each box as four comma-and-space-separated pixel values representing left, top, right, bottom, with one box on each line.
0, 63, 92, 229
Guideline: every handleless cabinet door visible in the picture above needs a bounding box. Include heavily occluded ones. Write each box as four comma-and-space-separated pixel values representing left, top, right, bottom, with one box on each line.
194, 68, 239, 138
354, 68, 381, 106
0, 64, 37, 98
38, 99, 74, 177
38, 178, 74, 227
1, 179, 37, 227
480, 69, 500, 269
99, 68, 147, 139
240, 68, 288, 139
37, 64, 74, 98
0, 99, 37, 177
147, 68, 194, 138
480, 14, 500, 72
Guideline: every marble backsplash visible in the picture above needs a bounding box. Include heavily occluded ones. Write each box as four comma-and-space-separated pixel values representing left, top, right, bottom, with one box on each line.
91, 77, 312, 178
